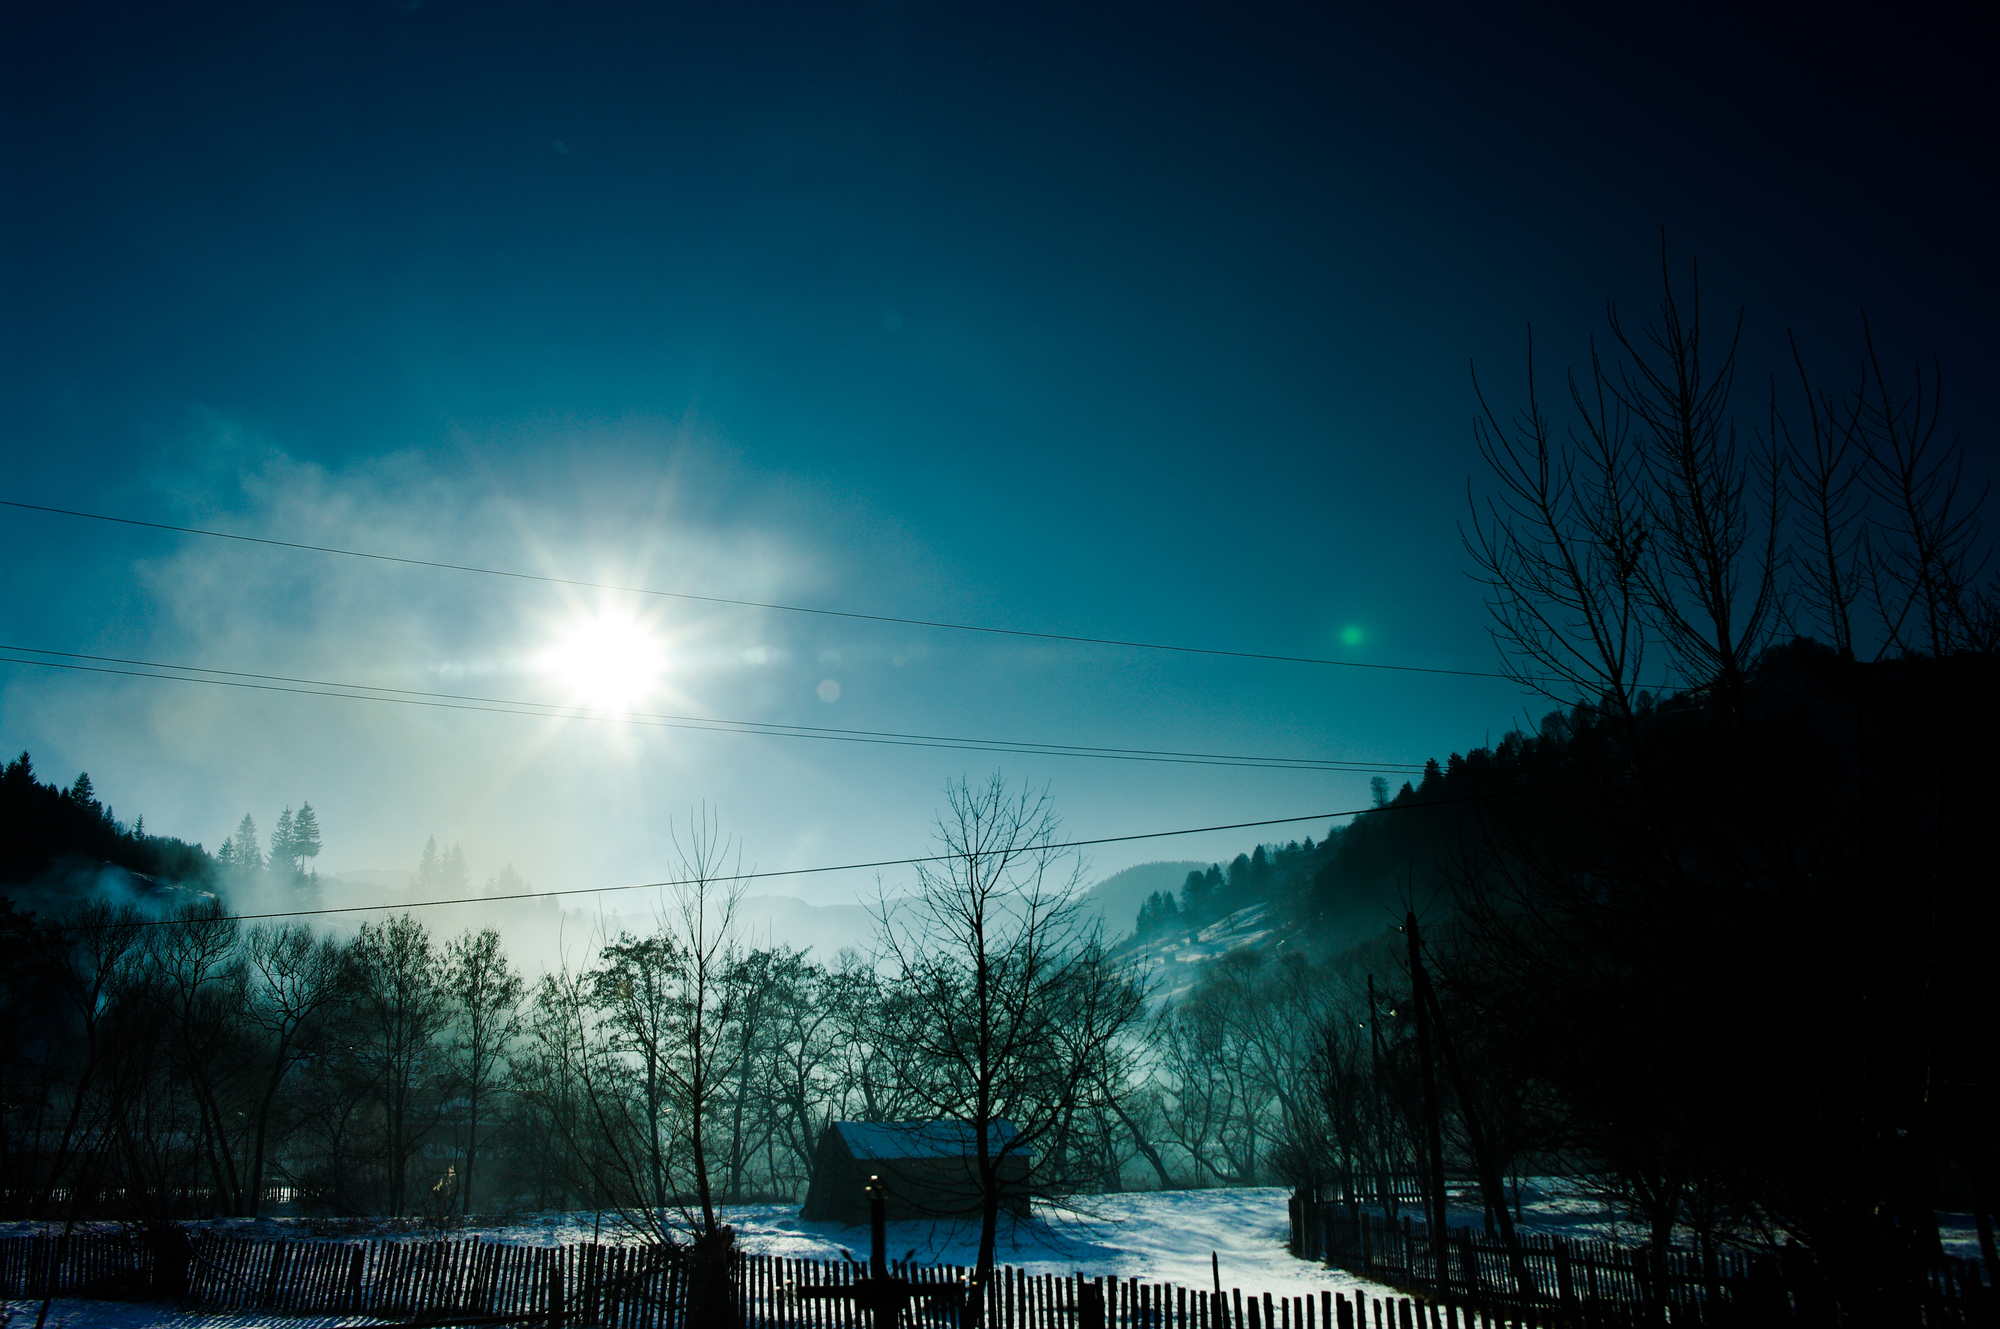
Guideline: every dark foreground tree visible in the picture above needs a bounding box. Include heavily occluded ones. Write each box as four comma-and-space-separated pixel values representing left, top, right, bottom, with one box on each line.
874, 774, 1143, 1310
1455, 248, 1998, 1322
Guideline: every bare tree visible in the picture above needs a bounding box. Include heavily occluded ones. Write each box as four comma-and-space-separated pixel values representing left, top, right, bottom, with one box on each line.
442, 926, 523, 1215
1853, 326, 1991, 659
350, 913, 451, 1215
151, 901, 254, 1213
1605, 253, 1783, 724
1153, 979, 1262, 1185
874, 774, 1138, 1302
656, 805, 745, 1241
588, 930, 682, 1220
29, 902, 146, 1217
241, 921, 349, 1216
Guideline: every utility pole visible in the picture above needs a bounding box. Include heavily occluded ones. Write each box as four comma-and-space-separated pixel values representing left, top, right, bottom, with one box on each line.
1421, 976, 1535, 1296
1366, 974, 1396, 1222
1406, 912, 1451, 1294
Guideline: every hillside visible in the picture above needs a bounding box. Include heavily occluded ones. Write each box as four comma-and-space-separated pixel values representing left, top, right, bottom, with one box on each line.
1077, 860, 1208, 941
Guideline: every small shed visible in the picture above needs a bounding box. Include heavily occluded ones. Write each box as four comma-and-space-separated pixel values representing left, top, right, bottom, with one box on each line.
801, 1120, 1032, 1224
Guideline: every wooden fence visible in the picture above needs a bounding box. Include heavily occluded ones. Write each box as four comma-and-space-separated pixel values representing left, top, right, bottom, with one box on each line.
3, 1228, 1592, 1329
1291, 1188, 1996, 1327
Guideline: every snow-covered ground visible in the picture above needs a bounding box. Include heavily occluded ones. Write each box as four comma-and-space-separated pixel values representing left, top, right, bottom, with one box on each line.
0, 1305, 394, 1328
1428, 1177, 1987, 1262
8, 1185, 1985, 1328
2, 1189, 1377, 1328
731, 1187, 1375, 1298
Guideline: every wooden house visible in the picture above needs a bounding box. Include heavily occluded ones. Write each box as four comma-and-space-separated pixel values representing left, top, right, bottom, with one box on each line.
800, 1120, 1032, 1224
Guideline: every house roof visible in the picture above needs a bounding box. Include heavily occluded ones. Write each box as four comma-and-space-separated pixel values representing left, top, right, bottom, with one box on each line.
830, 1120, 1023, 1161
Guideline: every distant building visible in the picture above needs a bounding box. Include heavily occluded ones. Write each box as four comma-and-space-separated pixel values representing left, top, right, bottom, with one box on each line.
800, 1120, 1032, 1224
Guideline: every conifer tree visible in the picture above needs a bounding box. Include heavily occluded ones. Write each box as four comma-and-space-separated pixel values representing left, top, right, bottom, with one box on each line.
223, 814, 263, 877
1179, 868, 1211, 918
271, 808, 297, 873
291, 803, 321, 869
415, 836, 442, 893
441, 843, 470, 895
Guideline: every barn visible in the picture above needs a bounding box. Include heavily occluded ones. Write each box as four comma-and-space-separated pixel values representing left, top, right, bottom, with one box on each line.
800, 1120, 1033, 1224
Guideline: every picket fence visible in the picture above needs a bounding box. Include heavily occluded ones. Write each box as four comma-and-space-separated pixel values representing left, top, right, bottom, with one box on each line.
1291, 1189, 1996, 1327
7, 1229, 1578, 1329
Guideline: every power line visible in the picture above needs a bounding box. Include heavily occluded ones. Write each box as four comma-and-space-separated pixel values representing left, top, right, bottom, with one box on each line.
0, 647, 1427, 774
32, 782, 1582, 932
2, 498, 1514, 681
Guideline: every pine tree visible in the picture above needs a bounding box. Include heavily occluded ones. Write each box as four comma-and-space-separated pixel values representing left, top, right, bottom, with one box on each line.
416, 836, 442, 893
1135, 889, 1180, 937
1180, 868, 1211, 918
291, 803, 322, 867
271, 807, 297, 873
234, 814, 262, 870
222, 814, 264, 878
441, 843, 470, 895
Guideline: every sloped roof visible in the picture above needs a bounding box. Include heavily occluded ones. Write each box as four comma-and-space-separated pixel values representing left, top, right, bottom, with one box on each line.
830, 1119, 1023, 1161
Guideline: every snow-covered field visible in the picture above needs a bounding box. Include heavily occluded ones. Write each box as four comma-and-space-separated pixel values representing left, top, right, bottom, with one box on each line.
8, 1185, 1985, 1328
2, 1189, 1378, 1329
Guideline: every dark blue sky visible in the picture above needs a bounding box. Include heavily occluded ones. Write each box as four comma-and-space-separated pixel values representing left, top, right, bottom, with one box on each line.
4, 1, 1994, 905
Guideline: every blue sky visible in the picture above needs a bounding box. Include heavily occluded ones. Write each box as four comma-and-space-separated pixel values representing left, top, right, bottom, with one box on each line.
3, 2, 1992, 908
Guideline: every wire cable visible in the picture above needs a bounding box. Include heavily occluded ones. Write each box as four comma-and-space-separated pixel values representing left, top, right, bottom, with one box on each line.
30, 781, 1585, 931
0, 647, 1426, 774
1, 499, 1514, 680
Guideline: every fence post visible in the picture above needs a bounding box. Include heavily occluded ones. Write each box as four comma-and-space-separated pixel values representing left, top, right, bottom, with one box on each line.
261, 1238, 287, 1309
1081, 1280, 1107, 1329
1553, 1240, 1575, 1319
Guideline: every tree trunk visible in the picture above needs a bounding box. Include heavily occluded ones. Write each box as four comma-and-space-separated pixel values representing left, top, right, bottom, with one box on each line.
1107, 1092, 1173, 1189
1407, 914, 1450, 1294
463, 1082, 480, 1216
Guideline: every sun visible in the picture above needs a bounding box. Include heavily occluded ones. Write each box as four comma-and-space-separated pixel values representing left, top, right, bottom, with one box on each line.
541, 613, 668, 710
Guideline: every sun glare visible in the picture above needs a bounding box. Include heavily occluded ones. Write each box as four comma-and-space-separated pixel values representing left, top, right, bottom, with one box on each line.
542, 614, 668, 710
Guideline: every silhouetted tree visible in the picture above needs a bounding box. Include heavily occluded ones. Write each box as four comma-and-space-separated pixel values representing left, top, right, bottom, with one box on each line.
443, 927, 522, 1215
350, 914, 450, 1215
874, 774, 1138, 1304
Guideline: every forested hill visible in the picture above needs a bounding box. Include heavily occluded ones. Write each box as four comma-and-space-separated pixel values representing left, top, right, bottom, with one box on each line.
0, 751, 216, 901
1117, 636, 2000, 970
1112, 774, 1476, 955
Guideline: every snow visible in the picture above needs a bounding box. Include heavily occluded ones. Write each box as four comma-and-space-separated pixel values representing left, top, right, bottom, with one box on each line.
0, 1305, 392, 1328
2, 1189, 1382, 1328
16, 1185, 1980, 1328
729, 1187, 1376, 1299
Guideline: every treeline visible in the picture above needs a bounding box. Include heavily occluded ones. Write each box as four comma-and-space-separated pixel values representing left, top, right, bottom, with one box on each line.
0, 753, 216, 891
0, 789, 1146, 1296
0, 906, 1078, 1221
1131, 840, 1324, 941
